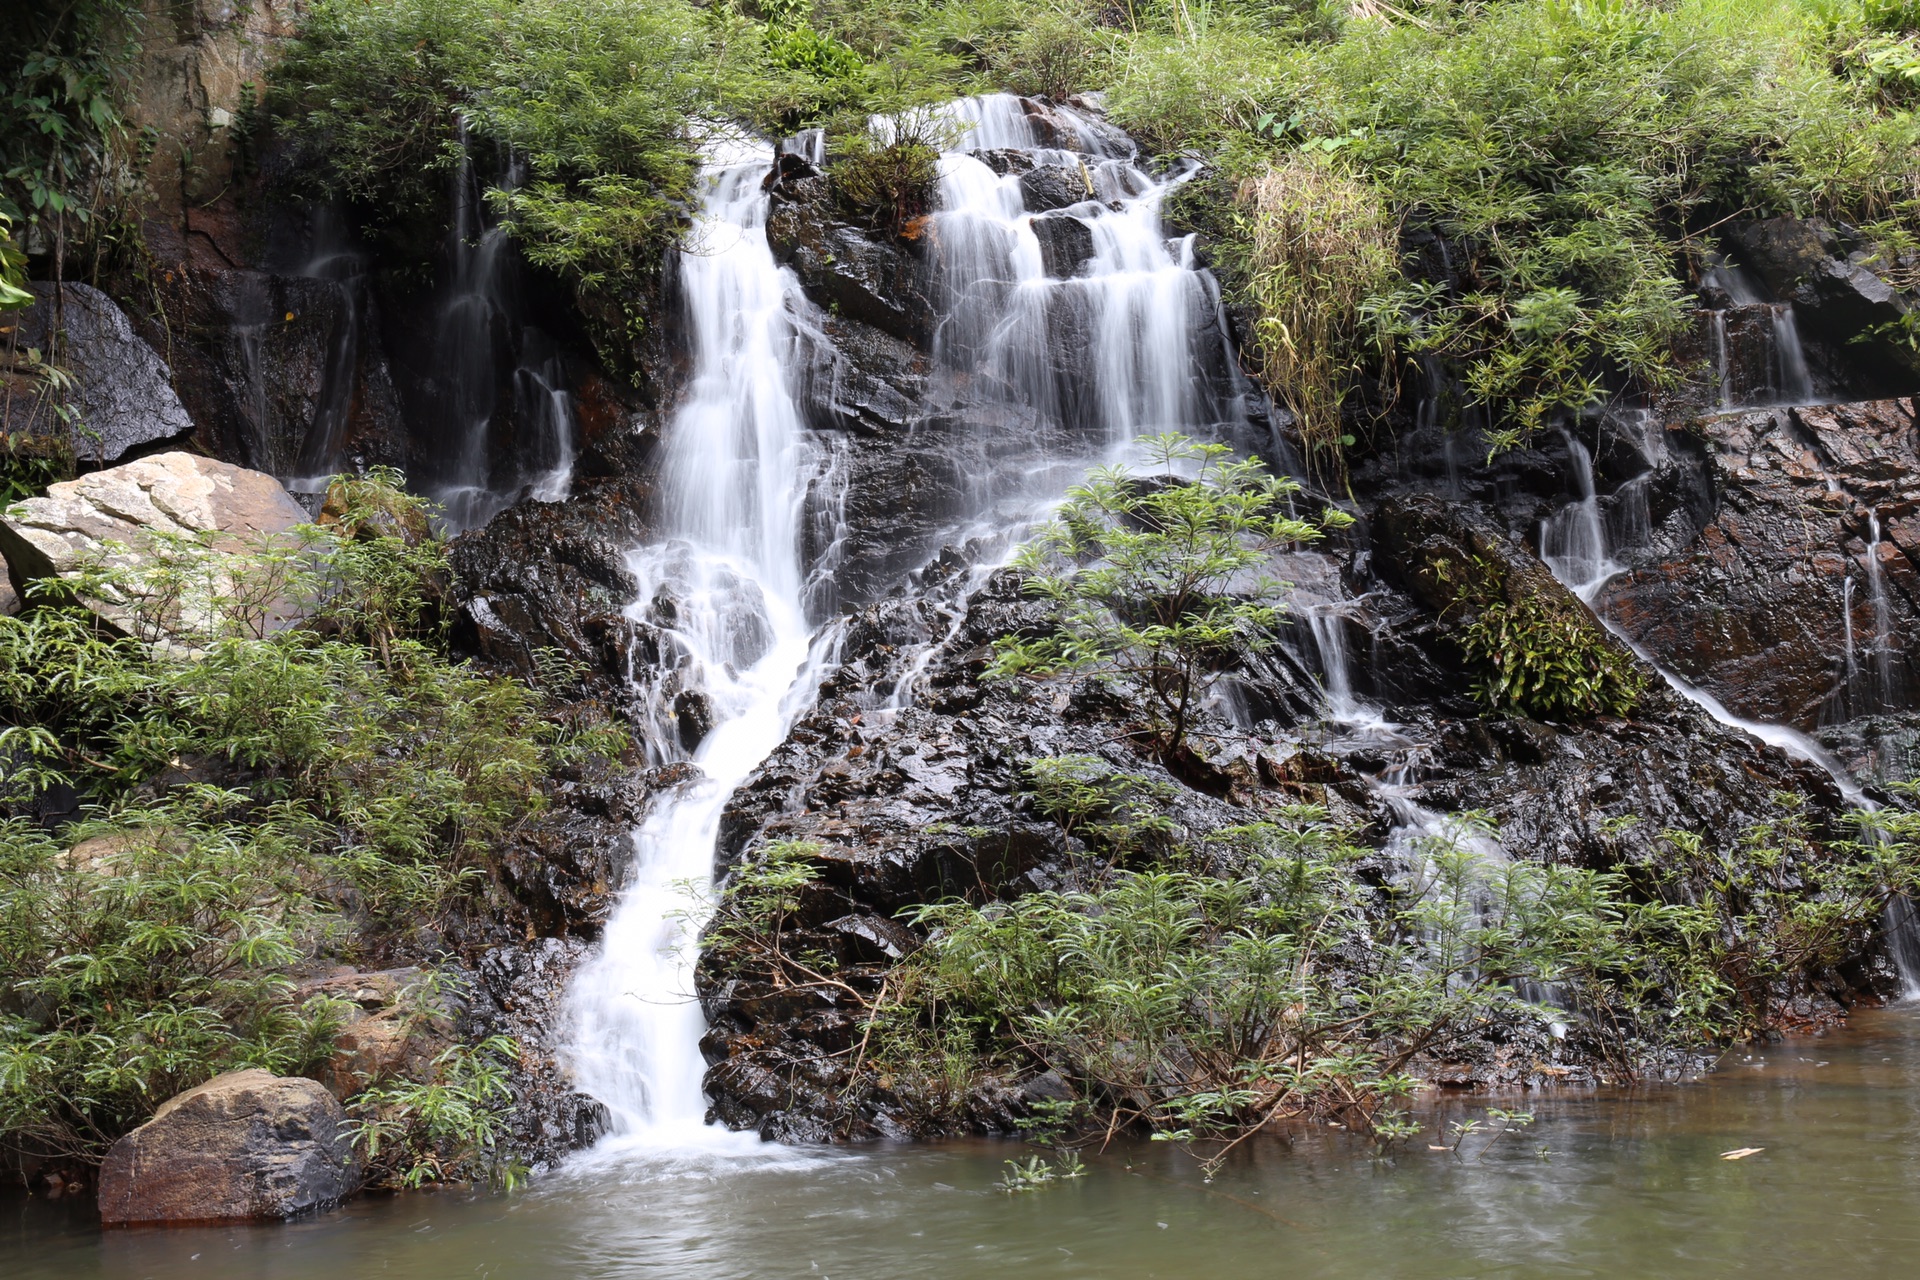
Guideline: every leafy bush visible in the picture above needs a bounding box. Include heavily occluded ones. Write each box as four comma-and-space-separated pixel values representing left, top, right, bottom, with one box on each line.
1236, 156, 1399, 483
1457, 588, 1648, 720
867, 762, 1920, 1160
346, 1031, 524, 1190
0, 796, 346, 1161
0, 471, 625, 1164
988, 433, 1351, 758
1108, 1, 1920, 453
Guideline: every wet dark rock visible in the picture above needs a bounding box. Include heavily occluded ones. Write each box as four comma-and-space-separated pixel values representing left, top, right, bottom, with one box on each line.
448, 469, 653, 707
462, 938, 611, 1166
766, 172, 935, 346
136, 210, 412, 482
97, 1070, 357, 1224
1726, 218, 1920, 394
12, 283, 195, 464
1031, 214, 1095, 278
1020, 162, 1096, 214
1598, 399, 1920, 727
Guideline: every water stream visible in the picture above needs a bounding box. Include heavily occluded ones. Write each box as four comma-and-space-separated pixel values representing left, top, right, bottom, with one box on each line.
564, 133, 831, 1150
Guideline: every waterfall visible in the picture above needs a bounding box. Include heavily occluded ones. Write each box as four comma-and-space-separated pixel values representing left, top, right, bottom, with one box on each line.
1772, 307, 1815, 406
565, 133, 833, 1148
1709, 311, 1732, 412
289, 208, 372, 492
1538, 424, 1920, 994
1866, 512, 1896, 710
1540, 432, 1623, 604
924, 94, 1243, 515
425, 139, 580, 531
563, 99, 1253, 1151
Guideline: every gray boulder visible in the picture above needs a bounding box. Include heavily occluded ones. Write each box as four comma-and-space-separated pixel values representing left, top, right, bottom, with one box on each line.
97, 1070, 358, 1225
13, 283, 195, 463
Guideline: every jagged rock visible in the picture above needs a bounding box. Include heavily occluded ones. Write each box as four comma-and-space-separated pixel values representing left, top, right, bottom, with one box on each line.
11, 283, 195, 463
97, 1070, 356, 1224
765, 168, 935, 346
448, 476, 651, 703
0, 451, 310, 639
1598, 399, 1920, 727
1031, 214, 1095, 278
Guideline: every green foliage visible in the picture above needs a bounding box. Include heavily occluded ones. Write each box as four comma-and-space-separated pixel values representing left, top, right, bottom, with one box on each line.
1454, 577, 1647, 719
0, 0, 147, 278
0, 430, 75, 503
988, 434, 1352, 757
1236, 156, 1400, 484
346, 1032, 524, 1190
878, 765, 1920, 1158
0, 471, 626, 1163
0, 795, 346, 1161
1105, 0, 1920, 453
0, 213, 30, 310
826, 123, 944, 235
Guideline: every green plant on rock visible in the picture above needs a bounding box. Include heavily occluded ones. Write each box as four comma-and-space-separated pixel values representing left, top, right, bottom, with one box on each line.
0, 470, 628, 1164
989, 433, 1351, 760
346, 1033, 525, 1190
1442, 556, 1646, 720
0, 793, 346, 1163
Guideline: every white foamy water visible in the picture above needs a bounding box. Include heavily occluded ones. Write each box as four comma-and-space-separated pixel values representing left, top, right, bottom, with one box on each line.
565, 135, 831, 1153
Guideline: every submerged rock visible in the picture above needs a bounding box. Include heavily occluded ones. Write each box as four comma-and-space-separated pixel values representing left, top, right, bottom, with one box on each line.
97, 1070, 357, 1225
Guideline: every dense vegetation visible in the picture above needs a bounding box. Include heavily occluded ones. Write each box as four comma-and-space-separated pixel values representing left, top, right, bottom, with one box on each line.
0, 474, 622, 1181
262, 0, 1920, 457
708, 750, 1920, 1163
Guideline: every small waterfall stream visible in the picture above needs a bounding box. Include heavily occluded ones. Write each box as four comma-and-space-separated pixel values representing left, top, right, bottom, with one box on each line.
424, 142, 580, 531
1538, 425, 1920, 993
565, 134, 834, 1148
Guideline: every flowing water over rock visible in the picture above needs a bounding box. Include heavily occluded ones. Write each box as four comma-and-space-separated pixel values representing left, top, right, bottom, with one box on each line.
563, 97, 1259, 1151
564, 134, 831, 1149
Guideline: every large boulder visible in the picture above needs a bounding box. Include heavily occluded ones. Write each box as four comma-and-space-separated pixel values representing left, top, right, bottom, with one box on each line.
0, 451, 310, 640
97, 1070, 357, 1225
12, 283, 196, 463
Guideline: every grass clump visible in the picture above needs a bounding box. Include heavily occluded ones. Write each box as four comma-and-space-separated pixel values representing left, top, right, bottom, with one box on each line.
860, 763, 1920, 1162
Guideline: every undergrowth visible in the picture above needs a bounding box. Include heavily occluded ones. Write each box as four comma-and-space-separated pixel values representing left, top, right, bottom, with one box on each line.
0, 471, 624, 1172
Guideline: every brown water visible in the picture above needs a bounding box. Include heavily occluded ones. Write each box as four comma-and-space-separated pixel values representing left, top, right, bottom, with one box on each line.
10, 1006, 1920, 1279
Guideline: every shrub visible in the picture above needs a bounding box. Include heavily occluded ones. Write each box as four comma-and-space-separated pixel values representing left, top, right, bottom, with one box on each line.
988, 433, 1351, 758
0, 471, 625, 1163
1237, 156, 1399, 485
1457, 589, 1648, 720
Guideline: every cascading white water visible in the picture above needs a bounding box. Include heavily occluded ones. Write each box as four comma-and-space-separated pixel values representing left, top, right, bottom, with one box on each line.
925, 95, 1241, 496
566, 134, 832, 1148
564, 99, 1258, 1151
1540, 432, 1624, 605
1772, 307, 1816, 405
1865, 512, 1896, 709
428, 141, 580, 531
